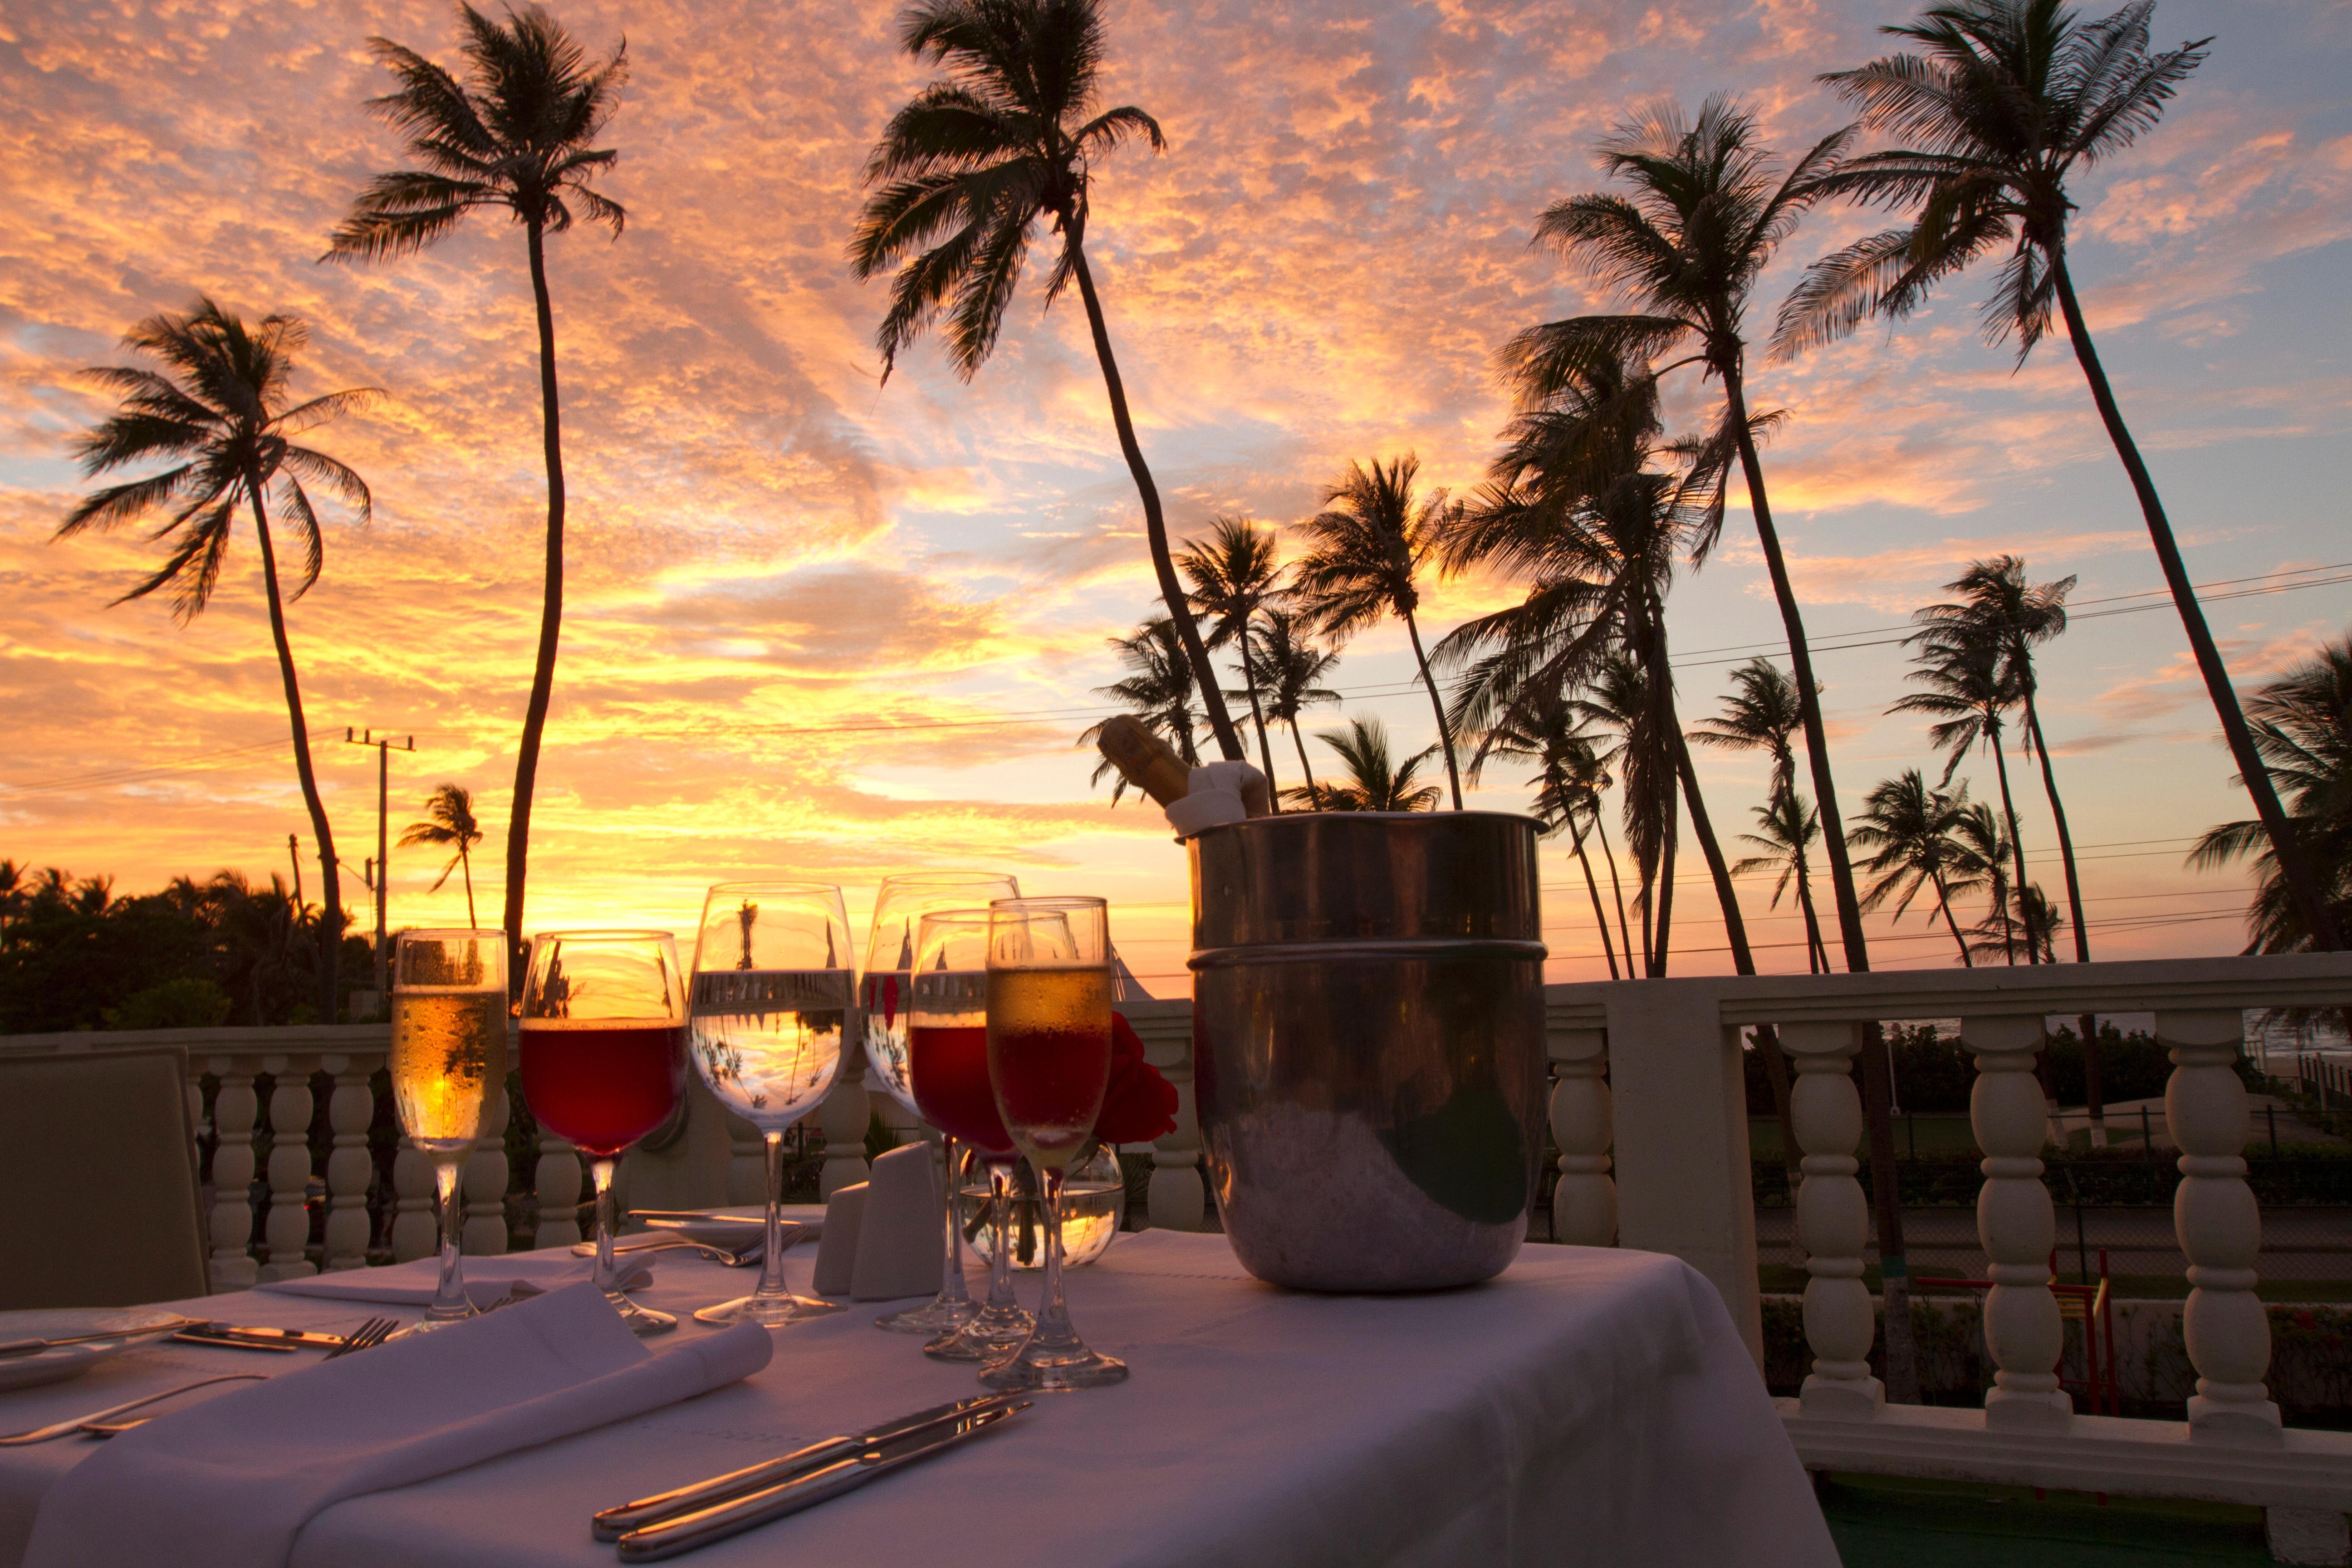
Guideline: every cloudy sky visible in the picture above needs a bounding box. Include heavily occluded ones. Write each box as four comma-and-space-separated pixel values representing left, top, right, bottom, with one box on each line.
2, 0, 2345, 992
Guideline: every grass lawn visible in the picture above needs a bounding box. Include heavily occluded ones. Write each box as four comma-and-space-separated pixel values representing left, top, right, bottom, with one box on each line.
1819, 1475, 2272, 1566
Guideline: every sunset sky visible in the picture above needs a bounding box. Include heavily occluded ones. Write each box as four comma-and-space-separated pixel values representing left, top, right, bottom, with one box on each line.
2, 0, 2346, 995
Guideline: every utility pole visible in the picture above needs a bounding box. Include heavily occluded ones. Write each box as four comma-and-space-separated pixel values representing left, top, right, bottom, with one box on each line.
343, 728, 415, 1009
286, 832, 304, 906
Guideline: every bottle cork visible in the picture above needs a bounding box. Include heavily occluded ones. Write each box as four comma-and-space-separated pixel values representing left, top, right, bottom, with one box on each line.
1093, 715, 1192, 808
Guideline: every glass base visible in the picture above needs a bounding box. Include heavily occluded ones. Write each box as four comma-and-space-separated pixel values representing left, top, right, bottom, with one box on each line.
876, 1294, 979, 1335
695, 1291, 842, 1328
980, 1330, 1127, 1392
923, 1302, 1035, 1363
389, 1310, 475, 1340
610, 1292, 678, 1337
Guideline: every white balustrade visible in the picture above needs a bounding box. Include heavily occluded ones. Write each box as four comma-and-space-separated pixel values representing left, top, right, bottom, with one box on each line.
816, 1074, 870, 1198
533, 1131, 583, 1249
1126, 1001, 1203, 1232
725, 1111, 766, 1209
1780, 1020, 1881, 1419
320, 1056, 373, 1271
390, 1144, 436, 1263
462, 1084, 510, 1256
258, 1057, 317, 1282
2161, 1008, 2283, 1444
1963, 1014, 2069, 1429
1547, 1026, 1614, 1246
206, 1058, 260, 1291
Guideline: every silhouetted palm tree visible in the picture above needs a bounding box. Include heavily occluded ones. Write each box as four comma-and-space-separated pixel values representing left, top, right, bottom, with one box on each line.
849, 0, 1240, 761
1690, 658, 1830, 973
327, 2, 630, 975
1849, 770, 1984, 965
1735, 793, 1830, 974
55, 300, 375, 1019
1575, 656, 1678, 975
1951, 800, 2024, 964
1078, 618, 1200, 804
1473, 684, 1626, 979
399, 783, 486, 926
1784, 2, 2330, 949
2189, 633, 2352, 955
0, 861, 22, 940
1182, 516, 1287, 796
1892, 623, 2042, 960
1513, 94, 1873, 972
1294, 455, 1464, 807
1248, 609, 1341, 794
1284, 718, 1441, 812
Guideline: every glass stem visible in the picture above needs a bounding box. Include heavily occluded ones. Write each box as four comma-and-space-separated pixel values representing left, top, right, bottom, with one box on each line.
757, 1132, 788, 1301
1036, 1164, 1072, 1342
937, 1136, 970, 1305
985, 1160, 1019, 1311
426, 1157, 469, 1319
591, 1157, 621, 1295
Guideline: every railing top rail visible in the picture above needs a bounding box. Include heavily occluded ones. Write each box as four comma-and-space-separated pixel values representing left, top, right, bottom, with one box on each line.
0, 1023, 392, 1055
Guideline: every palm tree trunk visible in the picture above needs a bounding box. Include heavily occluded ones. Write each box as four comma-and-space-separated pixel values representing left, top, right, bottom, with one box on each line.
1399, 605, 1465, 808
2052, 256, 2337, 949
1783, 788, 1830, 974
1985, 725, 2039, 963
1653, 799, 1677, 976
503, 219, 567, 989
246, 481, 341, 1023
1236, 623, 1281, 808
459, 845, 477, 930
1288, 719, 1318, 794
1065, 240, 1244, 763
1569, 822, 1620, 980
2024, 686, 2105, 1143
1929, 869, 1975, 966
1594, 813, 1636, 975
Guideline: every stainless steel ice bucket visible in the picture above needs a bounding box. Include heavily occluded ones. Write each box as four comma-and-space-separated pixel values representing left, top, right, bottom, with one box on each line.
1186, 811, 1548, 1291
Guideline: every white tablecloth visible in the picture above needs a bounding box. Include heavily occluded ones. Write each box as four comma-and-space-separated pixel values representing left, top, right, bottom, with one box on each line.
0, 1233, 1835, 1567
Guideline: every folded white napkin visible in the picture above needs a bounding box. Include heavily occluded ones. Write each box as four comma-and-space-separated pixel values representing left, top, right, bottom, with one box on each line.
255, 1252, 647, 1307
23, 1282, 769, 1568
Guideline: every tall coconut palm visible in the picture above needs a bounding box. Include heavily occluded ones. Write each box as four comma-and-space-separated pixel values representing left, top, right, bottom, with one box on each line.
1513, 94, 1875, 973
1284, 718, 1441, 812
1849, 771, 1984, 965
1078, 617, 1200, 803
1950, 800, 2024, 964
1735, 793, 1832, 974
1784, 3, 2332, 950
55, 300, 375, 1020
1293, 455, 1464, 808
1181, 516, 1287, 797
1472, 684, 1626, 980
1248, 609, 1341, 794
1690, 658, 1832, 973
850, 0, 1240, 762
1576, 656, 1677, 975
327, 2, 630, 976
399, 782, 486, 926
2189, 633, 2352, 955
1893, 623, 2041, 960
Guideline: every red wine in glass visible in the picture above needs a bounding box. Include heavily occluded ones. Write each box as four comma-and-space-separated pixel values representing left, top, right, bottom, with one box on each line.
908, 1023, 1014, 1155
519, 1021, 685, 1159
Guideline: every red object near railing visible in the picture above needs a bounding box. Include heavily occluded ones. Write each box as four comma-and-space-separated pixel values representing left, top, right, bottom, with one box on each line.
1915, 1248, 2118, 1417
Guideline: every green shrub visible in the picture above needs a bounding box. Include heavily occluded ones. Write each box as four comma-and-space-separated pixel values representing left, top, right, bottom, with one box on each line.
101, 976, 232, 1030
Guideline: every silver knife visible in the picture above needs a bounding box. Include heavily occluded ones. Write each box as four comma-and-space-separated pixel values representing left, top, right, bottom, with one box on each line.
591, 1394, 1020, 1541
614, 1400, 1030, 1561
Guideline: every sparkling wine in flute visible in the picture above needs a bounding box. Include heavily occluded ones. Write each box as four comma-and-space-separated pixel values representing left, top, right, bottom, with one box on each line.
689, 969, 851, 1131
391, 990, 508, 1156
519, 1019, 685, 1159
985, 964, 1113, 1171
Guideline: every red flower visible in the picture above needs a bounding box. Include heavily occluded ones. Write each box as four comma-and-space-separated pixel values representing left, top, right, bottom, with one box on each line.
1096, 1011, 1178, 1144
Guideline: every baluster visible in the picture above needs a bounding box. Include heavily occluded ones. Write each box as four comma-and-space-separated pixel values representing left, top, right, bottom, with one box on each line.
1143, 1012, 1204, 1232
206, 1057, 261, 1291
725, 1110, 766, 1209
320, 1055, 374, 1271
463, 1085, 511, 1255
1781, 1021, 1882, 1417
817, 1073, 871, 1198
258, 1058, 318, 1281
1964, 1014, 2071, 1429
2161, 1008, 2282, 1444
534, 1132, 583, 1249
390, 1144, 436, 1262
1548, 1027, 1615, 1245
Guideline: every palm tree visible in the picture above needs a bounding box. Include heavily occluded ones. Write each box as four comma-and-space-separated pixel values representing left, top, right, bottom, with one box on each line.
1784, 4, 2332, 950
1512, 94, 1876, 974
1849, 771, 1985, 965
399, 783, 486, 926
2189, 633, 2352, 955
1078, 618, 1200, 804
1293, 455, 1465, 808
1690, 658, 1831, 973
55, 300, 375, 1020
1892, 623, 2044, 961
1472, 684, 1626, 979
1734, 793, 1831, 974
1249, 609, 1341, 794
849, 0, 1240, 762
1181, 517, 1287, 797
1952, 801, 2024, 964
0, 861, 22, 941
1284, 718, 1441, 812
1576, 656, 1676, 975
327, 4, 627, 978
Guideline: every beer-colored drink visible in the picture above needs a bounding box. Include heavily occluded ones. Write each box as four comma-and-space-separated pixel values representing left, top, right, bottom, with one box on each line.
985, 964, 1112, 1171
391, 989, 508, 1156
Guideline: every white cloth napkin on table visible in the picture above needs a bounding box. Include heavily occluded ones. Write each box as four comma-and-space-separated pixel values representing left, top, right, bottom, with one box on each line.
255, 1252, 649, 1308
21, 1282, 769, 1568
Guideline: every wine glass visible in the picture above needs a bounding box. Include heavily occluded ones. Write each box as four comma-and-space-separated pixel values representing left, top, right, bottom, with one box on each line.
862, 872, 1019, 1335
686, 882, 853, 1327
907, 909, 1034, 1362
387, 929, 507, 1339
519, 931, 688, 1338
981, 896, 1127, 1392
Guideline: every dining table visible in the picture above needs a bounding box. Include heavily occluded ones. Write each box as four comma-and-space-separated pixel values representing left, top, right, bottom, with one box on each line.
0, 1229, 1837, 1567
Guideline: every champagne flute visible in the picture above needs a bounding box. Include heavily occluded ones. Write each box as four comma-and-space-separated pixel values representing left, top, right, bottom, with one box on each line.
862, 872, 1019, 1335
686, 882, 853, 1327
907, 909, 1034, 1362
387, 929, 507, 1338
982, 896, 1127, 1392
519, 931, 688, 1337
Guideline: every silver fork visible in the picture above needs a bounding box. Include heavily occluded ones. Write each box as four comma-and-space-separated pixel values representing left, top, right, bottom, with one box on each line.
0, 1374, 268, 1446
76, 1317, 400, 1440
321, 1318, 398, 1360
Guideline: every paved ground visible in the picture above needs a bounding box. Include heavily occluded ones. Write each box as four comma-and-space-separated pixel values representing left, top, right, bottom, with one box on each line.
1820, 1476, 2272, 1566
